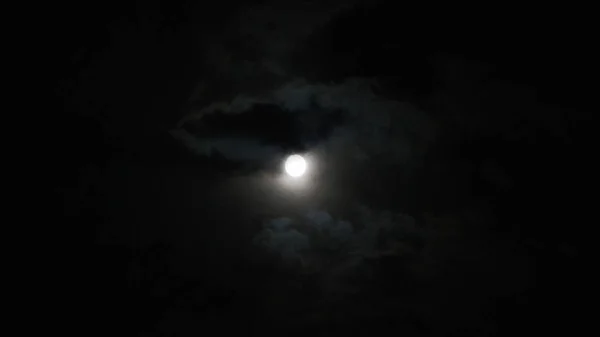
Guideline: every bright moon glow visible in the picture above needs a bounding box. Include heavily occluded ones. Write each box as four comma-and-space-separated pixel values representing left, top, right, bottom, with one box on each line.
285, 154, 307, 177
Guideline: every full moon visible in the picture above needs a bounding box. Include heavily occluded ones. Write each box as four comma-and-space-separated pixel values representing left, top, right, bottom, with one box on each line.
284, 154, 307, 177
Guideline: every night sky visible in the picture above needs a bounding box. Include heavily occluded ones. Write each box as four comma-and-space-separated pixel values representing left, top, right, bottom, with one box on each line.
53, 1, 592, 336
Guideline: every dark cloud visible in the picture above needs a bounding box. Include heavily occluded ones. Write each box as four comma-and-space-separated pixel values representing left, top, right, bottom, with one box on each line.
160, 6, 453, 329
249, 204, 434, 326
172, 78, 436, 180
67, 1, 589, 335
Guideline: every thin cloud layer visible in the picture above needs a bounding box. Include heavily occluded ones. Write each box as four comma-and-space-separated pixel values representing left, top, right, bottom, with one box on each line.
251, 206, 426, 305
253, 206, 424, 267
172, 78, 436, 171
172, 0, 436, 170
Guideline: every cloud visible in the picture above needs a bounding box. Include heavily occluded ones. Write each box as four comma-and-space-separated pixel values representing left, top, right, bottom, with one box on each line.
169, 129, 212, 155
305, 209, 333, 229
267, 217, 294, 232
254, 206, 424, 265
327, 220, 354, 242
251, 206, 426, 302
173, 78, 436, 173
172, 1, 436, 172
253, 217, 310, 262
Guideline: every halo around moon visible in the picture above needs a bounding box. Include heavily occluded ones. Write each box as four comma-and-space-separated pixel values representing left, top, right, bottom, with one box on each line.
284, 154, 307, 177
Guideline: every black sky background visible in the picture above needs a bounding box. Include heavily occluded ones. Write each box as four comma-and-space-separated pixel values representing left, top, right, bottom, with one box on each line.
50, 1, 594, 336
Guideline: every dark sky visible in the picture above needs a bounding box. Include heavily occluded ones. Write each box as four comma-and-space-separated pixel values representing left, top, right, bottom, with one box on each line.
53, 1, 592, 336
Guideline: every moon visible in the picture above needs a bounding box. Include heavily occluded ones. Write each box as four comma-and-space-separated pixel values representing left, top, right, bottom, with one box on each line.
284, 154, 307, 177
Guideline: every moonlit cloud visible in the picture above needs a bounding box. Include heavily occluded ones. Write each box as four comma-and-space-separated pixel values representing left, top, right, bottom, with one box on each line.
305, 209, 333, 229
254, 206, 424, 267
173, 0, 436, 173
173, 78, 436, 173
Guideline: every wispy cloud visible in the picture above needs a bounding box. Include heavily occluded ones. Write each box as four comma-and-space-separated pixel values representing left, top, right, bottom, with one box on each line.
173, 0, 436, 170
254, 206, 424, 266
173, 78, 436, 171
